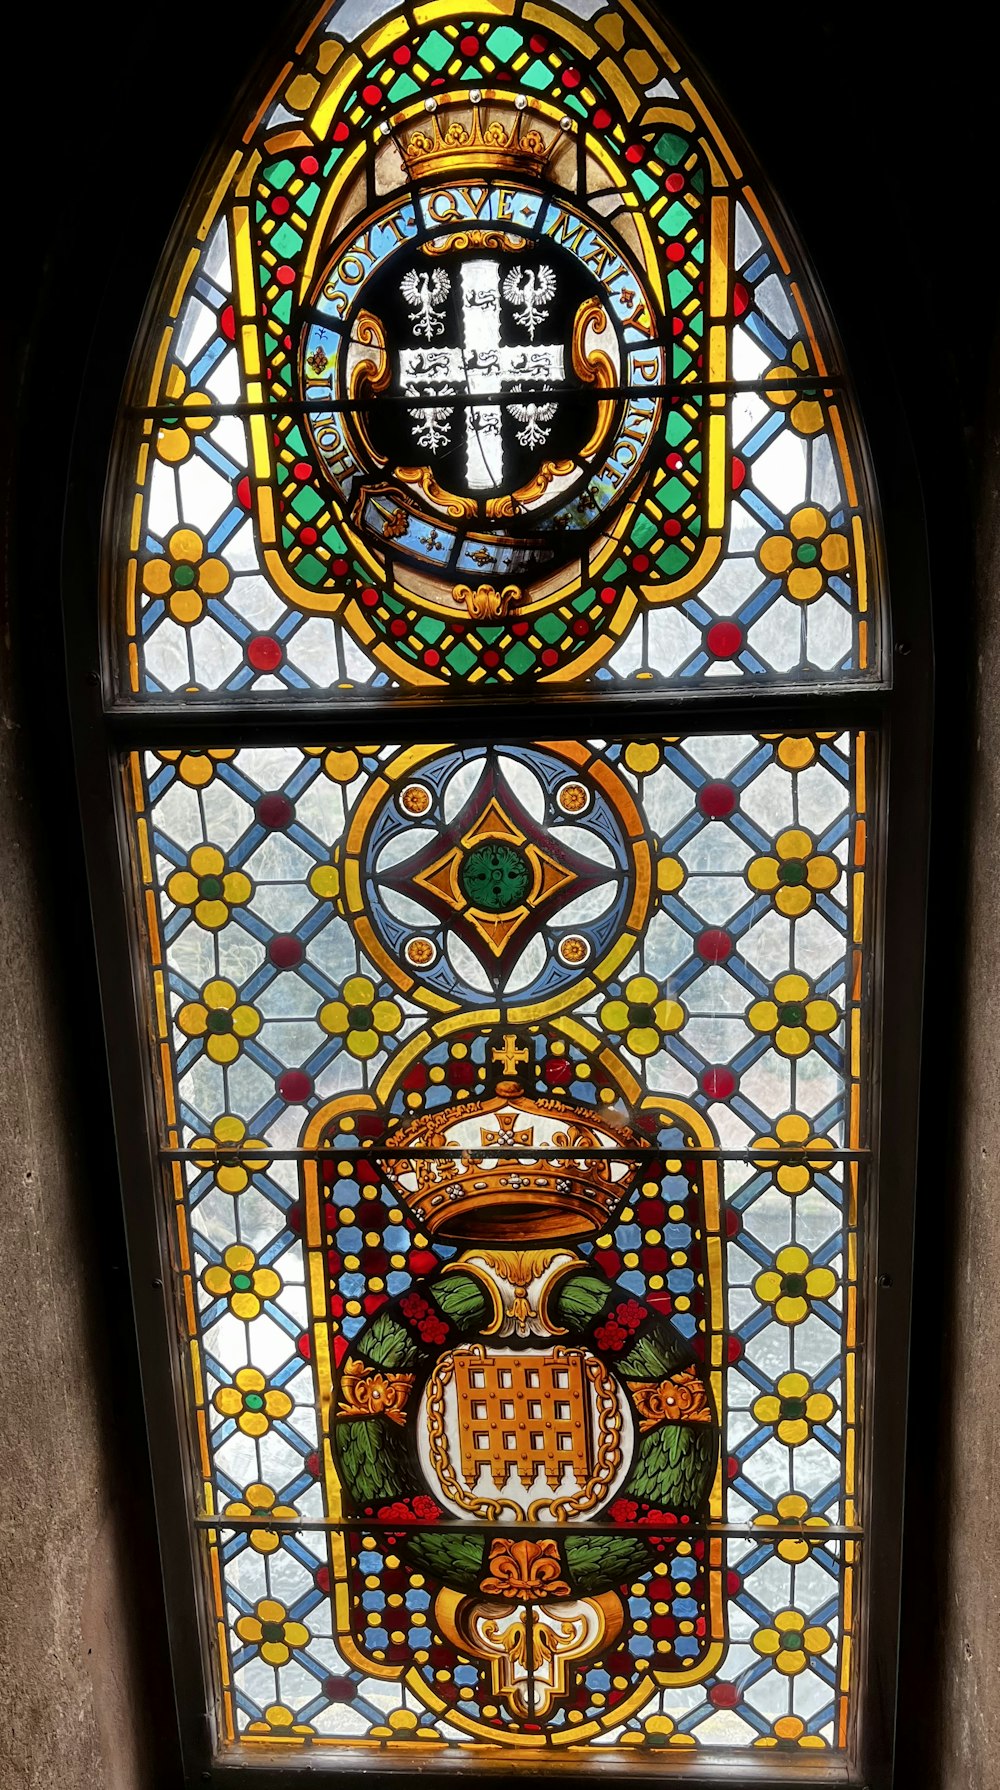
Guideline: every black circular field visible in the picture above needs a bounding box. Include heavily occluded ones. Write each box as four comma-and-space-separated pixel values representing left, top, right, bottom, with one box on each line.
358, 235, 611, 501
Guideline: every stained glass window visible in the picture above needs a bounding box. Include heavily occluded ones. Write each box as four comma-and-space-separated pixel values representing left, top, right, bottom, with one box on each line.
101, 0, 896, 1774
113, 1, 876, 699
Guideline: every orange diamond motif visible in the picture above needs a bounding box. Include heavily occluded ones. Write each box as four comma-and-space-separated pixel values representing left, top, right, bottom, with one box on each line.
381, 758, 609, 984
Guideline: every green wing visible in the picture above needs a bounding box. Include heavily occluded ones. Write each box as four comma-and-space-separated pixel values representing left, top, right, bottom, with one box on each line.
625, 1421, 715, 1512
358, 1309, 418, 1371
562, 1532, 651, 1592
553, 1269, 613, 1327
617, 1322, 689, 1381
335, 1415, 416, 1507
407, 1530, 486, 1588
431, 1271, 491, 1331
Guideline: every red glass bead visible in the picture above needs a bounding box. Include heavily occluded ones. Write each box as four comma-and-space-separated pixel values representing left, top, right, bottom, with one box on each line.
700, 1065, 737, 1098
278, 1069, 312, 1103
247, 634, 284, 672
697, 928, 733, 961
706, 620, 743, 659
268, 934, 303, 968
697, 781, 736, 818
257, 792, 295, 829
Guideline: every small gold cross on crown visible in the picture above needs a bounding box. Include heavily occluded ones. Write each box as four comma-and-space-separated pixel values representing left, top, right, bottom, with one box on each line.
491, 1032, 529, 1079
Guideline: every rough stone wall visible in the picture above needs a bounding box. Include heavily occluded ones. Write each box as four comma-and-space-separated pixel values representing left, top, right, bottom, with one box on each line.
0, 718, 151, 1788
0, 9, 264, 1782
0, 173, 176, 1774
0, 1, 204, 1776
0, 586, 175, 1787
925, 372, 1000, 1790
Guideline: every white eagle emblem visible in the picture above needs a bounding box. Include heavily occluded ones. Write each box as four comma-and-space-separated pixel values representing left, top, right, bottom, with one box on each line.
400, 268, 452, 340
410, 392, 455, 453
508, 399, 558, 450
502, 266, 557, 340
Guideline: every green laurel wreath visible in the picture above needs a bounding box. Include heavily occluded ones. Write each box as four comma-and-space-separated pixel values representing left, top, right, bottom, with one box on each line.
332, 1264, 716, 1594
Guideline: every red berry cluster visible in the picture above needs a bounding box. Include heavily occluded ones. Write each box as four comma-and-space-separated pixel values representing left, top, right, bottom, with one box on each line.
594, 1296, 647, 1352
400, 1291, 448, 1345
373, 1493, 441, 1524
609, 1496, 689, 1530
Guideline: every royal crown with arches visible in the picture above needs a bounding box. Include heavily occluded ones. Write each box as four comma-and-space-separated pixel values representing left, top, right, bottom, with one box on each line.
379, 1085, 642, 1241
394, 97, 560, 184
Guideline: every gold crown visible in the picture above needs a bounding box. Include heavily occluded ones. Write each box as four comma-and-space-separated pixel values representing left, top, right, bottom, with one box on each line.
400, 104, 557, 182
379, 1093, 642, 1241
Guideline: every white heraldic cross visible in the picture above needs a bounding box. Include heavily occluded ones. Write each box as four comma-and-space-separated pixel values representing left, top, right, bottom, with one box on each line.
398, 258, 563, 490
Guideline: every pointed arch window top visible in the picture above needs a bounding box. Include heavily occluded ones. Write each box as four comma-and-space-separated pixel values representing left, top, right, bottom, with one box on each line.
113, 0, 881, 703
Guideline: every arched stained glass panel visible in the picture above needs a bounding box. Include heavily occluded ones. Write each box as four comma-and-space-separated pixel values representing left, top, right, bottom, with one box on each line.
100, 0, 895, 1776
111, 0, 879, 698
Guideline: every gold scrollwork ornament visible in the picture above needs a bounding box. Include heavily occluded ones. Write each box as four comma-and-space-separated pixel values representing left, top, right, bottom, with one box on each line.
454, 582, 521, 619
435, 1584, 624, 1717
336, 1359, 414, 1426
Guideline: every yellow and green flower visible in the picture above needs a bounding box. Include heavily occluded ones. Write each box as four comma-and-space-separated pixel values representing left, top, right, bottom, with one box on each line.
246, 1704, 316, 1738
367, 1708, 444, 1745
167, 845, 252, 930
319, 975, 402, 1060
754, 1715, 827, 1749
753, 1492, 829, 1563
656, 854, 686, 897
751, 1607, 833, 1676
758, 505, 849, 604
154, 365, 215, 465
223, 1482, 297, 1553
621, 1713, 694, 1749
177, 979, 262, 1065
622, 740, 663, 775
192, 1116, 268, 1195
600, 974, 685, 1057
304, 745, 379, 784
759, 732, 840, 772
156, 748, 237, 788
753, 1245, 837, 1326
747, 973, 838, 1058
142, 526, 231, 625
235, 1598, 310, 1667
752, 1371, 835, 1446
763, 340, 825, 435
213, 1366, 292, 1437
751, 1113, 835, 1194
309, 842, 342, 906
202, 1245, 281, 1319
746, 828, 841, 917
